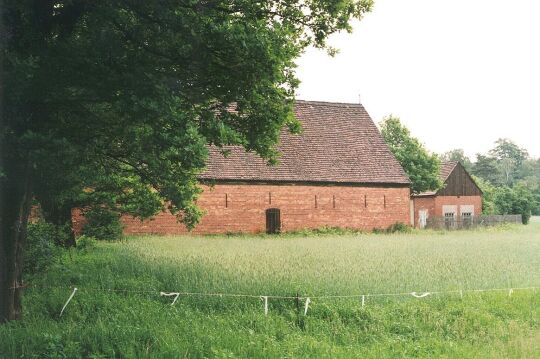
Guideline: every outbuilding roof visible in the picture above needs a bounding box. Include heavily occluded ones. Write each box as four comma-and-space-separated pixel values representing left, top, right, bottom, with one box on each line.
199, 100, 410, 185
440, 161, 458, 182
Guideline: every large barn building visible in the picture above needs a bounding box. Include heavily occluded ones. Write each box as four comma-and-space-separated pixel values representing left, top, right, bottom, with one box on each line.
411, 161, 483, 228
117, 100, 411, 235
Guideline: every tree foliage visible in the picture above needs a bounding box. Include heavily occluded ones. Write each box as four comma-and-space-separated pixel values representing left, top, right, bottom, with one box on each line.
0, 0, 373, 322
472, 139, 538, 221
490, 138, 528, 167
24, 221, 63, 275
3, 0, 373, 226
493, 185, 534, 224
440, 149, 472, 172
473, 139, 529, 186
379, 116, 441, 194
515, 159, 540, 215
81, 208, 124, 241
472, 154, 501, 186
471, 175, 496, 214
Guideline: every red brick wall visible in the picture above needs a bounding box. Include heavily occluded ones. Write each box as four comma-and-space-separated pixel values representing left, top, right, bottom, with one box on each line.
412, 195, 482, 227
110, 183, 411, 235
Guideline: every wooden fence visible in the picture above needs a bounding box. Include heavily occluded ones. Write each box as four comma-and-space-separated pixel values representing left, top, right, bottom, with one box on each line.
425, 215, 522, 230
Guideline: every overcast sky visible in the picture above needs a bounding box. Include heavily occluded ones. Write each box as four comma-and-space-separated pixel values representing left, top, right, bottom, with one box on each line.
296, 0, 540, 159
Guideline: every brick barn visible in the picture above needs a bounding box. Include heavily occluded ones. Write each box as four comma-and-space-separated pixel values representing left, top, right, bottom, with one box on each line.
411, 161, 483, 228
118, 100, 411, 235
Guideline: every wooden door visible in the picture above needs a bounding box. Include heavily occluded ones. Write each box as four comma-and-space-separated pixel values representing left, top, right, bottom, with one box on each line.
419, 209, 428, 229
266, 208, 281, 234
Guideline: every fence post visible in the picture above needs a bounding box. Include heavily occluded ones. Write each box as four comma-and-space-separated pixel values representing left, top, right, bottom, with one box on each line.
295, 292, 300, 326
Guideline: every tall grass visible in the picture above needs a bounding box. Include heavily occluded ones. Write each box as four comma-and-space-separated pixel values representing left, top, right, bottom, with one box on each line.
119, 223, 540, 296
1, 222, 540, 358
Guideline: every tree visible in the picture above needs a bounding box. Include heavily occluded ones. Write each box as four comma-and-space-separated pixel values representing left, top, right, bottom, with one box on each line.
471, 175, 496, 214
493, 185, 534, 224
472, 154, 501, 185
489, 138, 528, 167
0, 0, 373, 322
532, 188, 540, 216
379, 116, 441, 194
472, 139, 529, 187
472, 141, 539, 218
512, 185, 534, 224
488, 138, 528, 186
516, 159, 540, 215
440, 149, 472, 172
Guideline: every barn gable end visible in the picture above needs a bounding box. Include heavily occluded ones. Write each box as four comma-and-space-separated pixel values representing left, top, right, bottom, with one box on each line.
436, 162, 482, 197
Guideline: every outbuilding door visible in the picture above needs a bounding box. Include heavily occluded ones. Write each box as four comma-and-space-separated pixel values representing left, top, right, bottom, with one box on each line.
266, 208, 281, 234
419, 209, 428, 229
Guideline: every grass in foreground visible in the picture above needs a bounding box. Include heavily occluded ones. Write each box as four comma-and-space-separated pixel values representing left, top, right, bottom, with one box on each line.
1, 222, 540, 358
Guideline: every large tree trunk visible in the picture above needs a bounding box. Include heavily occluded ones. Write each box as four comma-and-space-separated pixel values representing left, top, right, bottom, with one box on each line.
0, 163, 33, 323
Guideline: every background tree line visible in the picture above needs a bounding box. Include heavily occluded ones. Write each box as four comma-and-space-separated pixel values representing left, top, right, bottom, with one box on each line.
381, 117, 537, 223
441, 140, 539, 223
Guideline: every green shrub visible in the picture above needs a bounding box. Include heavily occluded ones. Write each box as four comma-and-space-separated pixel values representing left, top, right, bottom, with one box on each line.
373, 222, 412, 234
24, 221, 63, 274
82, 208, 124, 241
493, 185, 534, 225
386, 222, 412, 233
76, 235, 98, 252
287, 226, 364, 236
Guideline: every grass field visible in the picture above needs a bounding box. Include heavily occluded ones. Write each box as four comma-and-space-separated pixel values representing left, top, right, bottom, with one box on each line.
2, 220, 540, 358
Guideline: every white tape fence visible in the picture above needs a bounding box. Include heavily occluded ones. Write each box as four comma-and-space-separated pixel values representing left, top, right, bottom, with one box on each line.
12, 284, 540, 317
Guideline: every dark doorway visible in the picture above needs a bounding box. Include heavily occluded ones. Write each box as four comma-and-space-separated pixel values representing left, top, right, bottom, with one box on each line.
266, 208, 281, 234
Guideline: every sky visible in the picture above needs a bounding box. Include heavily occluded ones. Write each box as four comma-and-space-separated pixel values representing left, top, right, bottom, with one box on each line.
296, 0, 540, 159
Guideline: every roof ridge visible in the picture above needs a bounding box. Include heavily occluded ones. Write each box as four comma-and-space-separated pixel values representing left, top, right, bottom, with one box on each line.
295, 99, 365, 107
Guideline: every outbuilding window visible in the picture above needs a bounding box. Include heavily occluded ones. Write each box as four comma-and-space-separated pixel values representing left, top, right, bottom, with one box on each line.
462, 212, 473, 227
444, 212, 455, 229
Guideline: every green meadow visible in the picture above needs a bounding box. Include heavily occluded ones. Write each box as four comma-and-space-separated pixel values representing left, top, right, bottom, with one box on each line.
2, 220, 540, 358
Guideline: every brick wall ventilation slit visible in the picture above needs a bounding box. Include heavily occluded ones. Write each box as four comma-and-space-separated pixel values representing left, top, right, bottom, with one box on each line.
315, 195, 318, 209
225, 193, 228, 208
384, 195, 386, 209
333, 195, 336, 209
269, 192, 272, 205
364, 194, 367, 208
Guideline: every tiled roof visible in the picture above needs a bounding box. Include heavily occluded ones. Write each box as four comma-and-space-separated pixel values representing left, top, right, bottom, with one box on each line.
440, 161, 458, 182
199, 100, 410, 185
